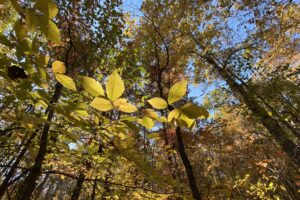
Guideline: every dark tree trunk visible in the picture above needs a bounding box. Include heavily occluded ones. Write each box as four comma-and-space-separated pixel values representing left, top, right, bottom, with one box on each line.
214, 64, 300, 165
15, 83, 63, 200
176, 127, 202, 200
71, 173, 85, 200
0, 133, 36, 198
91, 178, 97, 200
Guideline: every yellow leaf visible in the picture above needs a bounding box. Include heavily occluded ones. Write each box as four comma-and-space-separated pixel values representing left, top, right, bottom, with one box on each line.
52, 61, 66, 74
55, 74, 76, 91
25, 8, 38, 33
168, 80, 187, 104
118, 102, 137, 113
138, 117, 154, 129
15, 20, 28, 40
90, 98, 113, 112
80, 76, 104, 97
179, 114, 195, 128
113, 98, 137, 113
106, 71, 124, 101
40, 19, 61, 43
147, 97, 167, 109
144, 109, 158, 120
179, 103, 209, 119
35, 0, 59, 19
167, 108, 180, 122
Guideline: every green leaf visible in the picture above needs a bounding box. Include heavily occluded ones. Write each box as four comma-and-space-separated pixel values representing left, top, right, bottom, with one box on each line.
25, 8, 38, 33
21, 114, 52, 125
79, 76, 104, 97
106, 71, 124, 101
52, 61, 66, 74
55, 74, 76, 91
179, 103, 209, 119
168, 80, 187, 104
15, 20, 28, 40
147, 97, 168, 109
138, 117, 154, 129
90, 97, 113, 112
35, 0, 59, 19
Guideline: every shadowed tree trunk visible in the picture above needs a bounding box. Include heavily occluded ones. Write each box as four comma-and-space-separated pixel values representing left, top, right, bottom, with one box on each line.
0, 132, 36, 198
15, 83, 63, 200
176, 127, 202, 200
71, 173, 85, 200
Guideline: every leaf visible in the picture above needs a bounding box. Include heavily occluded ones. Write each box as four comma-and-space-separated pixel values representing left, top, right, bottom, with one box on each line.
113, 98, 137, 113
40, 19, 61, 43
90, 98, 113, 112
55, 74, 76, 91
147, 97, 168, 109
52, 61, 66, 74
21, 114, 51, 125
179, 114, 195, 128
179, 103, 209, 119
144, 109, 159, 120
138, 117, 154, 129
168, 80, 187, 104
15, 20, 28, 40
106, 71, 124, 101
167, 108, 180, 122
118, 102, 137, 113
79, 76, 104, 97
35, 0, 59, 19
147, 132, 161, 139
25, 8, 38, 33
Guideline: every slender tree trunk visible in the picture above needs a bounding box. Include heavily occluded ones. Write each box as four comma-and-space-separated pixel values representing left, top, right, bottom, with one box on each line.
90, 178, 97, 200
34, 174, 49, 200
15, 83, 63, 200
0, 132, 36, 198
71, 173, 85, 200
175, 127, 202, 200
214, 65, 300, 165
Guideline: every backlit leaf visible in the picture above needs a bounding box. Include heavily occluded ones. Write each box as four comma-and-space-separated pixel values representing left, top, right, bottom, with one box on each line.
168, 80, 187, 104
138, 117, 154, 129
55, 74, 76, 91
167, 108, 180, 122
15, 20, 28, 40
52, 61, 66, 74
106, 71, 124, 101
90, 97, 113, 112
80, 76, 104, 97
148, 97, 167, 109
179, 103, 209, 119
35, 0, 59, 19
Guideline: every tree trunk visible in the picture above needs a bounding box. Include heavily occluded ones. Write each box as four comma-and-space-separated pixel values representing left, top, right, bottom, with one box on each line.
175, 127, 202, 200
0, 132, 36, 198
71, 173, 85, 200
214, 65, 300, 165
90, 178, 97, 200
15, 83, 63, 200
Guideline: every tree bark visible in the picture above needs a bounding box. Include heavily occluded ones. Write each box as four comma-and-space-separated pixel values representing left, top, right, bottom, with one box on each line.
15, 83, 63, 200
0, 132, 36, 198
175, 127, 202, 200
71, 173, 85, 200
215, 64, 300, 165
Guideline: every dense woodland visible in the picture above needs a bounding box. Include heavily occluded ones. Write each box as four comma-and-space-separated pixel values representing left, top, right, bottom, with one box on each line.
0, 0, 299, 199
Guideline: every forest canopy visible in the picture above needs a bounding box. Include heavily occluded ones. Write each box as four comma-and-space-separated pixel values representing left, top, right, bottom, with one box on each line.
0, 0, 299, 199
